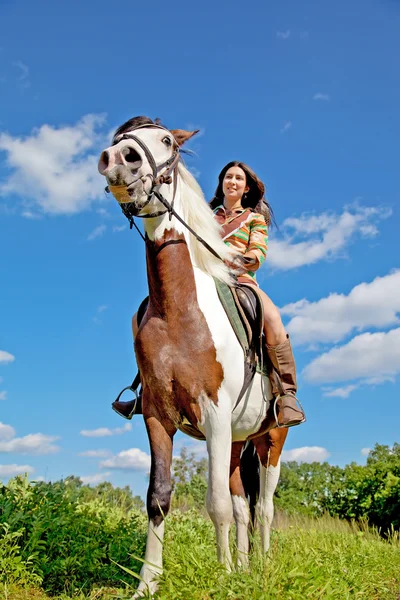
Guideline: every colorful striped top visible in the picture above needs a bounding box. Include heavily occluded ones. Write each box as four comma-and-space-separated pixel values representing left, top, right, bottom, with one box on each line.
213, 205, 268, 283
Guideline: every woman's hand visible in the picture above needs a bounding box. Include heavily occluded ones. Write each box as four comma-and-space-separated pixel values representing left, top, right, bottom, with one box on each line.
225, 254, 254, 275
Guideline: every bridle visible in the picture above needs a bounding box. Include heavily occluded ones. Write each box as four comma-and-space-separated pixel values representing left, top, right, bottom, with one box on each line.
105, 124, 223, 261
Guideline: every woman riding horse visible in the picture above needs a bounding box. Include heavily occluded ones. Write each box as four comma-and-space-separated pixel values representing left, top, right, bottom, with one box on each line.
99, 116, 302, 597
113, 160, 305, 428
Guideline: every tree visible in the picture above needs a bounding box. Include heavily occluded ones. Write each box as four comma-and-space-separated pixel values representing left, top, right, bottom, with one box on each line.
171, 447, 208, 510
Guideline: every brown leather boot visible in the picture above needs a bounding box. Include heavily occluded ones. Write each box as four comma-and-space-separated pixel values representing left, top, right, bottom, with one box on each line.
267, 335, 306, 428
111, 388, 142, 420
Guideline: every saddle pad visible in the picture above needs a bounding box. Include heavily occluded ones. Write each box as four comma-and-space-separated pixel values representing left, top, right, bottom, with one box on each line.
213, 278, 249, 354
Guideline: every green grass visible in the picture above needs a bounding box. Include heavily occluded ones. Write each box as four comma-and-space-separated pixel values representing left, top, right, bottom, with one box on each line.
4, 510, 400, 600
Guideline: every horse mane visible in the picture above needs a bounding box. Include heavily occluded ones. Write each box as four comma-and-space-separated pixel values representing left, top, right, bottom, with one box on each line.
172, 163, 233, 285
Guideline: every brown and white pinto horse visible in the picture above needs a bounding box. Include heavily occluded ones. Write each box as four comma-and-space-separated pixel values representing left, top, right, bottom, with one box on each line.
98, 117, 288, 598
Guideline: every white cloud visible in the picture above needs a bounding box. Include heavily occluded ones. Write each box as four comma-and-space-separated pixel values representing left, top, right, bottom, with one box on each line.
78, 449, 112, 458
173, 439, 207, 460
0, 350, 15, 364
364, 374, 395, 385
0, 391, 7, 401
277, 30, 291, 40
361, 448, 371, 456
112, 224, 127, 233
280, 121, 292, 134
80, 471, 112, 485
313, 93, 330, 101
0, 464, 35, 477
269, 204, 391, 271
80, 423, 132, 438
0, 423, 15, 441
0, 423, 60, 455
0, 422, 59, 455
87, 224, 106, 241
323, 384, 358, 398
0, 114, 108, 215
282, 446, 330, 463
13, 60, 30, 89
97, 305, 108, 313
21, 210, 42, 220
303, 328, 400, 384
282, 270, 400, 345
100, 448, 151, 472
96, 208, 109, 217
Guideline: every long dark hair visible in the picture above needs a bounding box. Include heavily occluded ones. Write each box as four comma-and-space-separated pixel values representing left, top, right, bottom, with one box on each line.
209, 161, 274, 227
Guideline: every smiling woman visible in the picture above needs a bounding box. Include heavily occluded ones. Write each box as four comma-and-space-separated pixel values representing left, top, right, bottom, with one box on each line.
210, 160, 305, 427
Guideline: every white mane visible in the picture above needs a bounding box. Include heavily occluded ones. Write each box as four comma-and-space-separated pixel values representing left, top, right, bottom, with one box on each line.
151, 163, 233, 284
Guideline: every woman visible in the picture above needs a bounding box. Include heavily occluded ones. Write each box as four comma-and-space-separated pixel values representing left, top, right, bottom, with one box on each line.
112, 161, 305, 428
209, 161, 305, 428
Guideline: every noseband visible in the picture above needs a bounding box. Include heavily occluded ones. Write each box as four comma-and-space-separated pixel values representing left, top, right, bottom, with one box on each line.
106, 124, 180, 222
106, 124, 223, 261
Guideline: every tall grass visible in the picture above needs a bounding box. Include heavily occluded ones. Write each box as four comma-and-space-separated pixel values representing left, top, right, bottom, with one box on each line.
4, 509, 400, 599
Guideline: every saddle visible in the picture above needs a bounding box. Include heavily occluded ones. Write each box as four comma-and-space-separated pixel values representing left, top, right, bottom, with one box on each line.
137, 280, 268, 415
137, 282, 264, 361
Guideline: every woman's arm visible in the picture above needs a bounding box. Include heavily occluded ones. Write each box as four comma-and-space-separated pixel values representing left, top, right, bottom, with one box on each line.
243, 215, 268, 272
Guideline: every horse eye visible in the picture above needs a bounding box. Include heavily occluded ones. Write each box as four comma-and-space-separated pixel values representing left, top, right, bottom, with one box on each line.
162, 136, 172, 147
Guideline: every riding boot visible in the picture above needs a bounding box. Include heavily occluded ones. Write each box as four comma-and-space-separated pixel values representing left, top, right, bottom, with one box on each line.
112, 388, 142, 420
266, 335, 306, 428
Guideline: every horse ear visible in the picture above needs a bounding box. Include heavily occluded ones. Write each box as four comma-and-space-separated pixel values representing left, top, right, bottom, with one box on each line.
170, 129, 200, 147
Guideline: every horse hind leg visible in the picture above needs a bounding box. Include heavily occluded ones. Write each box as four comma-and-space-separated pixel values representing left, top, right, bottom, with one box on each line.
230, 441, 250, 568
253, 428, 288, 553
133, 413, 176, 599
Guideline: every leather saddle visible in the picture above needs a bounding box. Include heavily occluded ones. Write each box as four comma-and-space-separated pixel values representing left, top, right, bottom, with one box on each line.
137, 282, 264, 361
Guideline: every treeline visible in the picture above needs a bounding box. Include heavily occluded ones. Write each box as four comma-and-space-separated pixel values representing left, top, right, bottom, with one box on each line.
276, 443, 400, 534
171, 443, 400, 535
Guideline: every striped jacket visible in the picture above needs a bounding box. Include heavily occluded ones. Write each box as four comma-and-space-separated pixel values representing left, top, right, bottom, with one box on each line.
213, 206, 268, 282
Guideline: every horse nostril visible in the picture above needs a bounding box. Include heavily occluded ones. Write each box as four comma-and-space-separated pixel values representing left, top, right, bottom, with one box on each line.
122, 146, 142, 165
98, 150, 109, 174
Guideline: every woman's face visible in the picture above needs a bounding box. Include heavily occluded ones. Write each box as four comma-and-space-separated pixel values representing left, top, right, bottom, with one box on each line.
222, 166, 249, 205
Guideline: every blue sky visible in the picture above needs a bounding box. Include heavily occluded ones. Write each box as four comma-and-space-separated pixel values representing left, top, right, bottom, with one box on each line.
0, 0, 399, 498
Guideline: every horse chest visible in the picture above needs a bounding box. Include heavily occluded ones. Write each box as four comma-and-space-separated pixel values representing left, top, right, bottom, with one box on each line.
136, 313, 223, 403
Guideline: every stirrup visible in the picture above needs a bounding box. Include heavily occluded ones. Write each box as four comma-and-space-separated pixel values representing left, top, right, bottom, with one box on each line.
111, 385, 140, 420
273, 394, 306, 429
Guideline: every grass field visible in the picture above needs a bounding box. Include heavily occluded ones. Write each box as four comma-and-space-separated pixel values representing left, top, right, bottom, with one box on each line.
4, 510, 400, 600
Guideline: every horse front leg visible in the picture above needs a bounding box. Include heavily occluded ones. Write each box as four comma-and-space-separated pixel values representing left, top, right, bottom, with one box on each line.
133, 413, 176, 599
204, 401, 233, 571
253, 428, 288, 552
229, 441, 250, 568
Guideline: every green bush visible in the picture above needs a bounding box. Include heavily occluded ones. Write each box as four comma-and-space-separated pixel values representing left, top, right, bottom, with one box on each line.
0, 475, 147, 595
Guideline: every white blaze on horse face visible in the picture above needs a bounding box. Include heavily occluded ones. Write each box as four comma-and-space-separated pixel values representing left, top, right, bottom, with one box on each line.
99, 127, 177, 215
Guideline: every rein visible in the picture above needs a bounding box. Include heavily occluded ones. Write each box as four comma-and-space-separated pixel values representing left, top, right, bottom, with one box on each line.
108, 125, 224, 262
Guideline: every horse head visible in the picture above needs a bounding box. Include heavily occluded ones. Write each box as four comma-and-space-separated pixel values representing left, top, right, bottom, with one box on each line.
98, 116, 198, 217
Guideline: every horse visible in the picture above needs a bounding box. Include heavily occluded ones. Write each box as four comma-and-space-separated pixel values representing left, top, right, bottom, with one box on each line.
98, 116, 288, 598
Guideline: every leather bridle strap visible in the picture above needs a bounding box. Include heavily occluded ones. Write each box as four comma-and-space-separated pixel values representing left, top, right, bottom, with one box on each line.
117, 132, 179, 186
150, 188, 224, 261
114, 124, 224, 262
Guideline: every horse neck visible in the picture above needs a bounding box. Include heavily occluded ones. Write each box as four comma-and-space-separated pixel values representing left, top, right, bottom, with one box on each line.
142, 169, 231, 290
145, 228, 196, 316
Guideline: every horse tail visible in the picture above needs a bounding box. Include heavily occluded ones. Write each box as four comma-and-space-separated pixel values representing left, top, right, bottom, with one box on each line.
240, 440, 260, 528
